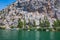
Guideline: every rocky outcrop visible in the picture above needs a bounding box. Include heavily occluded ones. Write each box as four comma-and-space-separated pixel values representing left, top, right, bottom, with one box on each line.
0, 0, 60, 29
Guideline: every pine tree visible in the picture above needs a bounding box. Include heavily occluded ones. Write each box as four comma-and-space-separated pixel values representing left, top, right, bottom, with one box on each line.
53, 19, 60, 27
33, 20, 36, 27
39, 16, 50, 27
17, 19, 23, 28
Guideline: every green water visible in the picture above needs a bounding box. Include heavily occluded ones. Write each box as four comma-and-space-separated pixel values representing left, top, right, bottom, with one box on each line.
0, 30, 60, 40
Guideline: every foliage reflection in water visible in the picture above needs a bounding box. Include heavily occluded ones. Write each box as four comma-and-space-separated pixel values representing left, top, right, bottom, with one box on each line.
0, 30, 60, 40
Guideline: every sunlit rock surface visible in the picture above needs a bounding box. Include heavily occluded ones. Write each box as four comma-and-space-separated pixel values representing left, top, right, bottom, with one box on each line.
0, 0, 60, 29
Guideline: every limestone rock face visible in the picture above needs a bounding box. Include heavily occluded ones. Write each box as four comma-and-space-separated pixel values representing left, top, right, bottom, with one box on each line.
0, 0, 60, 28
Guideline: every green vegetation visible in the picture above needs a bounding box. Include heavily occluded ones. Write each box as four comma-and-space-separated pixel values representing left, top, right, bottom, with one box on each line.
24, 19, 26, 27
16, 17, 60, 31
45, 20, 50, 27
28, 19, 33, 29
0, 26, 6, 29
40, 20, 45, 27
10, 26, 15, 29
17, 19, 23, 28
53, 19, 60, 27
39, 16, 50, 27
33, 20, 36, 27
40, 20, 50, 27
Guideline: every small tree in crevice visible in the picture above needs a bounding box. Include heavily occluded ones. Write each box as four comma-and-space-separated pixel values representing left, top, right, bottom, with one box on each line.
17, 19, 23, 28
53, 19, 60, 27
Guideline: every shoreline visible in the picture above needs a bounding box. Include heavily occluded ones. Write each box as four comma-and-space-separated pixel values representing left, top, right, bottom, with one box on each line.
0, 27, 60, 31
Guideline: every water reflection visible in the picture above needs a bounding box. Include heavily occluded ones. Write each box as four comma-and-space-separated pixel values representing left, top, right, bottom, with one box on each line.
0, 30, 60, 40
50, 32, 55, 40
35, 31, 40, 40
0, 30, 18, 40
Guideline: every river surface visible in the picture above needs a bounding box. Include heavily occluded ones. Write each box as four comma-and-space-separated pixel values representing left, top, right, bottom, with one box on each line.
0, 29, 60, 40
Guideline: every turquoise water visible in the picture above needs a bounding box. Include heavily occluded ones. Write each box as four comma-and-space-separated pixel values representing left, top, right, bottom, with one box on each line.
0, 30, 60, 40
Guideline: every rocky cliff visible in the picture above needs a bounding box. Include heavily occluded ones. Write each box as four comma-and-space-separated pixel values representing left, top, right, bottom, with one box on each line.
0, 0, 60, 29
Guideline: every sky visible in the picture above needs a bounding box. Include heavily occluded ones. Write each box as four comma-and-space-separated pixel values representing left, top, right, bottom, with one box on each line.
0, 0, 16, 10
